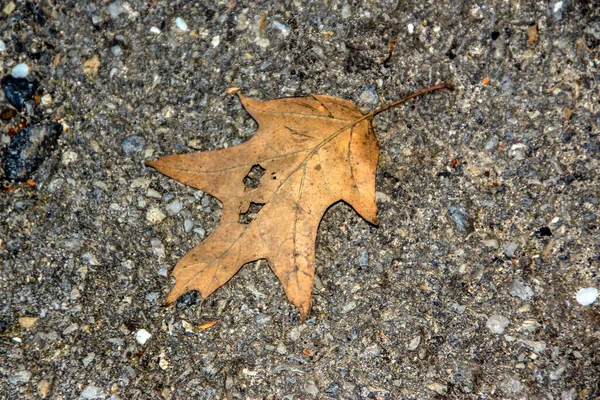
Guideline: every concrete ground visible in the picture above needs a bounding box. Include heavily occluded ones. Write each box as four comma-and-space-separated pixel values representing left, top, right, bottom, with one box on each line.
1, 0, 599, 398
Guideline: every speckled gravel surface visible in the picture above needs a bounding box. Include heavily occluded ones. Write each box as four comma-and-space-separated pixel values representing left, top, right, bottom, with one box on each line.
1, 1, 599, 399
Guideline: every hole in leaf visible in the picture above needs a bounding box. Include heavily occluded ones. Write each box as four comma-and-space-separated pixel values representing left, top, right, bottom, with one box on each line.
239, 202, 265, 224
243, 164, 266, 190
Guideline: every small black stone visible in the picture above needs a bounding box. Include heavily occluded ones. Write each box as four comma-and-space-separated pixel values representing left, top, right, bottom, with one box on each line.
1, 75, 39, 111
176, 290, 199, 308
535, 226, 552, 237
491, 31, 500, 40
0, 318, 12, 334
2, 123, 62, 182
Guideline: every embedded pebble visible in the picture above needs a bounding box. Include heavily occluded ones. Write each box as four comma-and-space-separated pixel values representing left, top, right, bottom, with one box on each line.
272, 21, 291, 36
135, 329, 151, 345
485, 135, 498, 151
3, 1, 16, 15
486, 314, 510, 334
131, 177, 151, 189
509, 143, 527, 160
501, 76, 515, 96
255, 314, 271, 324
1, 75, 39, 111
184, 218, 194, 232
40, 93, 52, 106
211, 35, 220, 47
91, 14, 103, 26
277, 343, 287, 354
500, 377, 522, 394
37, 379, 51, 398
181, 320, 193, 333
357, 86, 379, 108
165, 199, 182, 215
111, 45, 123, 57
303, 381, 319, 396
121, 135, 146, 154
10, 370, 31, 384
61, 150, 78, 166
147, 188, 162, 199
18, 317, 38, 329
510, 279, 534, 301
159, 357, 170, 370
83, 54, 101, 77
2, 123, 62, 181
407, 335, 420, 350
11, 63, 29, 78
342, 301, 357, 313
0, 40, 5, 52
80, 385, 106, 399
407, 23, 415, 34
448, 206, 473, 233
107, 1, 124, 18
427, 382, 447, 395
520, 339, 546, 353
503, 242, 519, 257
146, 207, 166, 224
175, 17, 188, 31
562, 388, 577, 400
289, 325, 306, 341
576, 287, 598, 305
325, 383, 340, 393
193, 227, 206, 237
358, 249, 368, 266
145, 292, 160, 303
362, 344, 381, 358
151, 238, 165, 258
59, 238, 83, 251
549, 0, 566, 20
82, 352, 95, 367
481, 239, 499, 248
150, 26, 161, 34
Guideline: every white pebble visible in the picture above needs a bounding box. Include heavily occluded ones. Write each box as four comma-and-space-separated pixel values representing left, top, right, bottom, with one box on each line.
40, 93, 52, 106
11, 63, 29, 78
80, 385, 105, 399
150, 26, 161, 34
486, 314, 510, 334
211, 35, 220, 47
159, 357, 170, 370
407, 23, 415, 34
135, 329, 152, 345
175, 17, 188, 31
146, 206, 166, 223
576, 287, 598, 306
0, 40, 5, 53
61, 151, 78, 166
150, 238, 165, 258
272, 21, 290, 37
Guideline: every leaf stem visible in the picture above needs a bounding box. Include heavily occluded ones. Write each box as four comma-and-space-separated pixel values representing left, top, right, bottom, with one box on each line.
369, 82, 455, 118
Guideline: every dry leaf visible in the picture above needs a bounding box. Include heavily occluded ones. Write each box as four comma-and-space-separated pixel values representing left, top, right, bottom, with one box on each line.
147, 84, 453, 321
198, 319, 219, 330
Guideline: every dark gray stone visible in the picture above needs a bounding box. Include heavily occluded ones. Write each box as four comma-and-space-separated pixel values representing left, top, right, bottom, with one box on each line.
1, 76, 38, 111
2, 123, 62, 181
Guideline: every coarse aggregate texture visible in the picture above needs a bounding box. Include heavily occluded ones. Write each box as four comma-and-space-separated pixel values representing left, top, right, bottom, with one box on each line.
1, 0, 599, 399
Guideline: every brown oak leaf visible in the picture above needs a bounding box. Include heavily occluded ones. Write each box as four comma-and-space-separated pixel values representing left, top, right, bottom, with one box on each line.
146, 84, 453, 321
